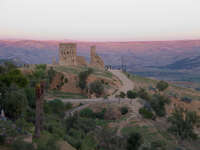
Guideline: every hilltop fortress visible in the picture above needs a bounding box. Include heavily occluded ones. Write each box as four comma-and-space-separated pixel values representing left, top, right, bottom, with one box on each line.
58, 43, 104, 69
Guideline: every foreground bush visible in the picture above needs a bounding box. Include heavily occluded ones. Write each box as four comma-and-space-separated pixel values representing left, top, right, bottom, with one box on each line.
37, 136, 59, 150
138, 88, 151, 101
79, 107, 106, 119
127, 90, 137, 99
4, 91, 28, 119
127, 132, 143, 150
168, 107, 200, 140
78, 68, 93, 90
11, 139, 34, 150
44, 99, 65, 117
120, 107, 128, 115
79, 108, 94, 118
150, 94, 170, 117
89, 80, 104, 97
139, 107, 154, 119
156, 80, 168, 92
0, 135, 5, 145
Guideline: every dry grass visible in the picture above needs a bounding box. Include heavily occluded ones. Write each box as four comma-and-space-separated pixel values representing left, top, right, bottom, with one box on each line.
124, 72, 200, 101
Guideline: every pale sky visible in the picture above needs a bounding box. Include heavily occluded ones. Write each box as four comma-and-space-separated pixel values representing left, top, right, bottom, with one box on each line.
0, 0, 200, 41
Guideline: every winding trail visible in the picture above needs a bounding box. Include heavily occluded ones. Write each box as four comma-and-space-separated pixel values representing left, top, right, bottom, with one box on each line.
109, 70, 134, 98
48, 70, 141, 128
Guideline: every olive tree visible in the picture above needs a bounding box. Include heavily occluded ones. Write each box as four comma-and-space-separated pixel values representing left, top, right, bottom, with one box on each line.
127, 90, 137, 104
156, 81, 168, 92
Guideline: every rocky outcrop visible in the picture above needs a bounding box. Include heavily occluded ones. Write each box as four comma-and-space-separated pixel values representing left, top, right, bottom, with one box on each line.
90, 46, 104, 69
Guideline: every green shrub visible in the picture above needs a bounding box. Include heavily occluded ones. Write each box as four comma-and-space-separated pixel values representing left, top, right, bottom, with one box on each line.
168, 107, 200, 140
101, 79, 104, 84
95, 127, 126, 150
65, 129, 82, 149
80, 107, 106, 119
118, 91, 126, 98
61, 74, 64, 81
94, 108, 106, 119
79, 108, 94, 118
36, 135, 59, 150
127, 90, 137, 99
0, 120, 18, 138
156, 81, 168, 92
65, 102, 72, 110
24, 87, 36, 109
89, 80, 104, 97
64, 78, 68, 83
4, 91, 28, 120
78, 68, 93, 90
43, 115, 66, 138
44, 99, 65, 117
127, 132, 143, 150
150, 94, 170, 117
139, 107, 154, 119
16, 118, 33, 134
33, 64, 47, 80
47, 67, 56, 84
80, 135, 97, 150
0, 135, 5, 145
120, 107, 128, 115
11, 139, 34, 150
138, 88, 151, 101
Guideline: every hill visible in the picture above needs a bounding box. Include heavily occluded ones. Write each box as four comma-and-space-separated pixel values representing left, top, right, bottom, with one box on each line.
162, 55, 200, 70
1, 62, 200, 150
1, 39, 200, 82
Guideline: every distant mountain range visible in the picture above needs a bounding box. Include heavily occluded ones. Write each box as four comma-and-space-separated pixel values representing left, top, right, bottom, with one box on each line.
0, 39, 200, 71
162, 56, 200, 70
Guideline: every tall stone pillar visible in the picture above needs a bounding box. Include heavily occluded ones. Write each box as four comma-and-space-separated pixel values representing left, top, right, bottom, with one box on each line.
90, 45, 104, 69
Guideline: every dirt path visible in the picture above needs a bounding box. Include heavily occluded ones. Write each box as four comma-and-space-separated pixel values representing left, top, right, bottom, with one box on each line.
109, 70, 134, 98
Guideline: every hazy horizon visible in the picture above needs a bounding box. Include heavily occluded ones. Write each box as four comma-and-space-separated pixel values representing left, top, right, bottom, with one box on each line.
0, 0, 200, 41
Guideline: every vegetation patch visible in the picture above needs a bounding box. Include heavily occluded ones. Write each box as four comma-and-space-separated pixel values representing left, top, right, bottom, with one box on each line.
47, 90, 88, 99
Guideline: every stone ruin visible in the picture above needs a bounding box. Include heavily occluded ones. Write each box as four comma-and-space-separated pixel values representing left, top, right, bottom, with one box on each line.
52, 57, 57, 65
57, 43, 104, 69
90, 46, 104, 69
59, 43, 77, 66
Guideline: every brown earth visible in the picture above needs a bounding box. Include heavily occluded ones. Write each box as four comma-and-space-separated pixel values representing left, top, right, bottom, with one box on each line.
50, 70, 122, 97
166, 97, 200, 116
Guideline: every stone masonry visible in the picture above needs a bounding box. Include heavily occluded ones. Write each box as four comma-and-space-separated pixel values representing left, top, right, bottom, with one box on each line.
59, 43, 77, 66
90, 46, 104, 69
58, 43, 104, 69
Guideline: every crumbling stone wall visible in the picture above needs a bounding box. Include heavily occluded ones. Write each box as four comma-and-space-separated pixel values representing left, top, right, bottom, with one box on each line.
58, 43, 104, 69
77, 56, 88, 66
59, 43, 77, 66
90, 46, 104, 69
52, 57, 57, 65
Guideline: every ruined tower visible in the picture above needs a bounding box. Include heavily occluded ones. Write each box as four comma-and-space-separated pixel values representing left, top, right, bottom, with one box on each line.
59, 43, 77, 66
90, 46, 104, 69
52, 57, 57, 65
